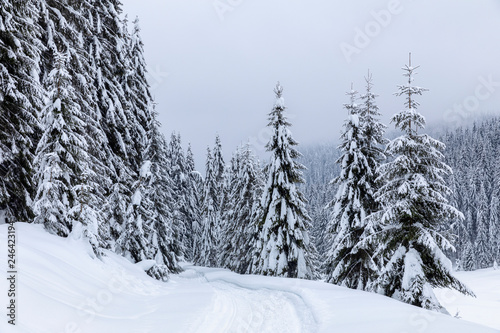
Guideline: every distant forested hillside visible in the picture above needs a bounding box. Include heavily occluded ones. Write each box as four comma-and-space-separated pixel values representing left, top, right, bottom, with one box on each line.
301, 116, 500, 270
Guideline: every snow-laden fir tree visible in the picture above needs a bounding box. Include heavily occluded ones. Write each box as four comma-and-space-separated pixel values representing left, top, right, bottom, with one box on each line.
475, 183, 491, 269
213, 134, 226, 237
490, 194, 500, 265
462, 241, 475, 271
194, 147, 219, 267
324, 85, 379, 290
446, 168, 468, 262
121, 17, 151, 172
36, 0, 108, 252
110, 16, 182, 278
441, 119, 500, 263
369, 56, 474, 311
33, 50, 100, 250
115, 159, 152, 264
185, 143, 203, 261
300, 143, 340, 261
86, 0, 137, 251
167, 133, 189, 259
359, 72, 387, 214
0, 0, 42, 223
141, 114, 182, 279
309, 200, 330, 261
219, 143, 264, 274
255, 83, 317, 279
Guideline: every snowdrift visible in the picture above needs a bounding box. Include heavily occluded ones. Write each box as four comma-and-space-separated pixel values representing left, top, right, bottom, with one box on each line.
0, 223, 498, 333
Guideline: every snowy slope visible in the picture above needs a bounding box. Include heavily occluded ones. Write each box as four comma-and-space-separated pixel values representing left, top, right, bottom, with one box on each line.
436, 268, 500, 330
0, 223, 498, 333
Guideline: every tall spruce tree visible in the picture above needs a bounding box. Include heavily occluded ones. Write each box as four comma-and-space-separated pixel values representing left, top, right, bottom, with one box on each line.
359, 72, 387, 213
324, 85, 378, 290
462, 241, 475, 271
490, 194, 500, 265
167, 133, 188, 259
255, 83, 317, 279
475, 183, 491, 269
212, 134, 226, 242
0, 0, 42, 223
370, 56, 473, 311
142, 114, 181, 279
36, 0, 106, 251
194, 147, 219, 267
86, 0, 135, 251
184, 143, 202, 261
220, 143, 264, 274
33, 50, 100, 252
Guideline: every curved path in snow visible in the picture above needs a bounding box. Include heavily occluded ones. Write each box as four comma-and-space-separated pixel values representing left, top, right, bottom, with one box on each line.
183, 266, 318, 333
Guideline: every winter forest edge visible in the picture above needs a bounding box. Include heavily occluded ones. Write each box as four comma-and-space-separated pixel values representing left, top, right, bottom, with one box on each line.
1, 0, 499, 315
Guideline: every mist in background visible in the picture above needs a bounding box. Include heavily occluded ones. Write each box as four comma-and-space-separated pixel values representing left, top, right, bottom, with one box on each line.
121, 0, 500, 169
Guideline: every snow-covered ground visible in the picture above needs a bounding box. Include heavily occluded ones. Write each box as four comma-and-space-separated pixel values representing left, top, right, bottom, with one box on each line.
0, 223, 499, 333
436, 268, 500, 331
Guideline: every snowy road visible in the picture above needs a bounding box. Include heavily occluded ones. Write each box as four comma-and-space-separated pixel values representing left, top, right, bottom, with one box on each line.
183, 267, 318, 333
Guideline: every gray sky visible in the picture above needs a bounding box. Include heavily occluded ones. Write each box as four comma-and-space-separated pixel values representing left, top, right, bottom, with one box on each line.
121, 0, 500, 170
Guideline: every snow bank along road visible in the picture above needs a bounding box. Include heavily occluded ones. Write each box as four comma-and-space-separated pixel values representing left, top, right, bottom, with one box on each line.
0, 223, 498, 333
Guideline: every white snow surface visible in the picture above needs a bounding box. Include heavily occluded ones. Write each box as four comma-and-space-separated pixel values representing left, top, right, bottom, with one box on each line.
1, 223, 499, 333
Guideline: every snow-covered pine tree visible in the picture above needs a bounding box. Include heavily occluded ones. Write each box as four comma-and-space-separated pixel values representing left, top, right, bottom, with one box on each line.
300, 144, 340, 261
309, 198, 330, 262
167, 133, 189, 259
440, 117, 500, 261
475, 183, 491, 269
219, 143, 264, 274
212, 134, 226, 244
36, 0, 108, 252
446, 165, 468, 262
194, 147, 219, 267
184, 143, 202, 261
115, 161, 152, 264
359, 72, 387, 214
142, 113, 181, 279
218, 148, 240, 265
121, 16, 151, 172
370, 56, 473, 311
324, 85, 378, 290
462, 241, 475, 271
33, 50, 99, 251
213, 135, 226, 188
490, 194, 500, 265
111, 14, 181, 277
255, 83, 317, 279
0, 0, 42, 223
86, 0, 136, 251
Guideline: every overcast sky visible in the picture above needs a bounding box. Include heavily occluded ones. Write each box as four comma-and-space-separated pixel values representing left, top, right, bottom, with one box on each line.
121, 0, 500, 170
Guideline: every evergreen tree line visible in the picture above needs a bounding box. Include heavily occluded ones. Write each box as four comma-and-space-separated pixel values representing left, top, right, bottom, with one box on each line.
296, 59, 477, 312
193, 59, 478, 312
193, 83, 318, 279
1, 2, 484, 312
302, 97, 500, 275
441, 117, 500, 271
0, 0, 204, 280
